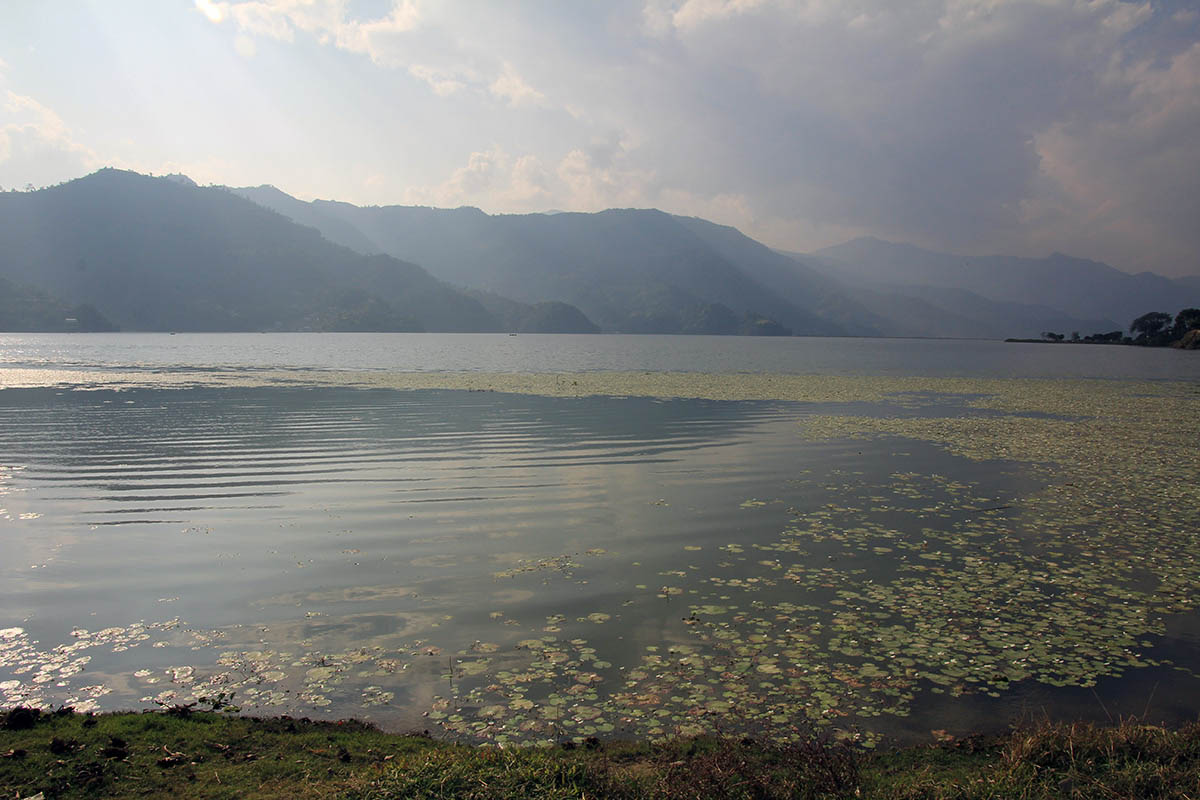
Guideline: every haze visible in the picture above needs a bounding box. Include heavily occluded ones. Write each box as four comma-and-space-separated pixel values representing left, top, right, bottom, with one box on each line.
1, 0, 1198, 277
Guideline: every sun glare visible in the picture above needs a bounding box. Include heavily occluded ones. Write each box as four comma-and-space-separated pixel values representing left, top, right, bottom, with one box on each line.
195, 0, 225, 24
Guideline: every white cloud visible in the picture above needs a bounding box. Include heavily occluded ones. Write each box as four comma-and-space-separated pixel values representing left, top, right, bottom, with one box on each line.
659, 187, 753, 226
489, 63, 545, 107
671, 0, 767, 31
226, 1, 299, 41
408, 64, 467, 96
555, 147, 655, 211
641, 0, 676, 36
509, 155, 552, 203
402, 146, 507, 207
195, 0, 422, 62
0, 89, 99, 189
3, 91, 69, 139
194, 0, 226, 24
450, 147, 502, 195
197, 0, 558, 112
399, 138, 658, 214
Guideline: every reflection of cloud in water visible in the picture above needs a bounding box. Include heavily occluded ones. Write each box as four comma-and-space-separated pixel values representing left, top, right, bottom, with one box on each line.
1, 375, 1196, 747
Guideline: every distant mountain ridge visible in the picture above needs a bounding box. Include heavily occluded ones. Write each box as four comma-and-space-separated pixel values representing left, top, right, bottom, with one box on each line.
3, 168, 1190, 339
0, 170, 594, 333
234, 187, 856, 336
811, 237, 1200, 333
237, 184, 1171, 339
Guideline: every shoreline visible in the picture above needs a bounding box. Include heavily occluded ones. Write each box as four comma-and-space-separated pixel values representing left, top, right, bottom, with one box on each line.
3, 707, 1198, 799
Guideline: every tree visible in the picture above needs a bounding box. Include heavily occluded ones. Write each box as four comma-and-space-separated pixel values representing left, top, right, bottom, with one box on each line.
1130, 311, 1172, 343
1173, 308, 1200, 339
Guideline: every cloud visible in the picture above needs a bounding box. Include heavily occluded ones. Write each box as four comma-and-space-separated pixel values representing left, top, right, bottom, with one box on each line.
195, 0, 421, 60
600, 0, 1199, 270
14, 0, 1196, 275
194, 0, 225, 24
402, 146, 507, 207
555, 143, 656, 211
198, 1, 551, 109
509, 155, 552, 203
408, 64, 468, 96
262, 0, 1196, 272
0, 89, 100, 189
670, 0, 767, 31
1023, 40, 1200, 271
489, 63, 545, 107
399, 137, 658, 213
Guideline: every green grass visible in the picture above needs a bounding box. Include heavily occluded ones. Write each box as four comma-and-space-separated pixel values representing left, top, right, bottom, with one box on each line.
3, 708, 1199, 799
0, 706, 433, 799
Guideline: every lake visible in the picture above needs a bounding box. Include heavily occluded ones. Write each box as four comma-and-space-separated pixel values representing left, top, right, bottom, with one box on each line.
2, 333, 1198, 747
3, 331, 1200, 380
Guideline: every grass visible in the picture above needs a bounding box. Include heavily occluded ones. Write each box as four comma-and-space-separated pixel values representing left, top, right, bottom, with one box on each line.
3, 707, 1199, 799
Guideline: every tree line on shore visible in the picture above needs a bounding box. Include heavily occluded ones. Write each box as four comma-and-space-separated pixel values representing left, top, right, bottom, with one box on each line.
1026, 307, 1200, 348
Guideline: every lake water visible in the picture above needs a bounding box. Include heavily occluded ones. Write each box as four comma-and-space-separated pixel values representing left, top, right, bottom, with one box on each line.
3, 331, 1200, 380
2, 333, 1198, 747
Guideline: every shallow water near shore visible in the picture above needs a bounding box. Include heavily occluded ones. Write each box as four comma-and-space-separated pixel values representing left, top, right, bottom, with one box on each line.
2, 334, 1199, 747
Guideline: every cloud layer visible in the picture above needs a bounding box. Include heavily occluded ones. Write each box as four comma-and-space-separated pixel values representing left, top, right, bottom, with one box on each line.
1, 0, 1197, 275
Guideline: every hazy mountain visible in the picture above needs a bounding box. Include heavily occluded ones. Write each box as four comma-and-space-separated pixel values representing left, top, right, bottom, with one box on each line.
0, 275, 117, 332
844, 284, 1117, 340
1177, 276, 1200, 293
0, 170, 509, 332
668, 215, 888, 336
814, 237, 1200, 331
234, 188, 841, 335
235, 183, 1189, 340
236, 185, 384, 255
466, 291, 600, 334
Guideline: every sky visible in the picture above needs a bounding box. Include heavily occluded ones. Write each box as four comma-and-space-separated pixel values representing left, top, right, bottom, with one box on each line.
1, 0, 1198, 277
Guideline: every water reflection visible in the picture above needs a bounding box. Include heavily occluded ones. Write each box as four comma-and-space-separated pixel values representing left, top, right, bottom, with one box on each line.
4, 332, 1200, 380
2, 384, 1195, 746
0, 386, 795, 636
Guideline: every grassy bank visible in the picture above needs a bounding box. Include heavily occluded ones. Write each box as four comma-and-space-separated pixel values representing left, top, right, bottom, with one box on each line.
3, 708, 1199, 799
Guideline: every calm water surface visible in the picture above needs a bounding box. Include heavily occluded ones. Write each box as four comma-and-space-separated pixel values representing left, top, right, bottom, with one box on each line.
3, 331, 1199, 380
1, 334, 1198, 745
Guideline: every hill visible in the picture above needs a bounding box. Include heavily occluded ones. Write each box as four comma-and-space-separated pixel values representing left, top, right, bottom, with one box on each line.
234, 188, 843, 336
237, 185, 1156, 340
813, 237, 1200, 332
0, 275, 118, 332
18, 171, 1178, 339
0, 170, 516, 333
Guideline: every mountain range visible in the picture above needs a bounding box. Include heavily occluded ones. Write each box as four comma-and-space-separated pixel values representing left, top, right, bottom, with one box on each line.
0, 170, 586, 334
2, 168, 1196, 337
234, 185, 1199, 339
809, 238, 1197, 337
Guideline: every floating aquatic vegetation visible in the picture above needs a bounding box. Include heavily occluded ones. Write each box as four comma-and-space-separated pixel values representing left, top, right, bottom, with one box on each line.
491, 549, 607, 580
408, 378, 1200, 746
0, 620, 182, 710
2, 375, 1197, 750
